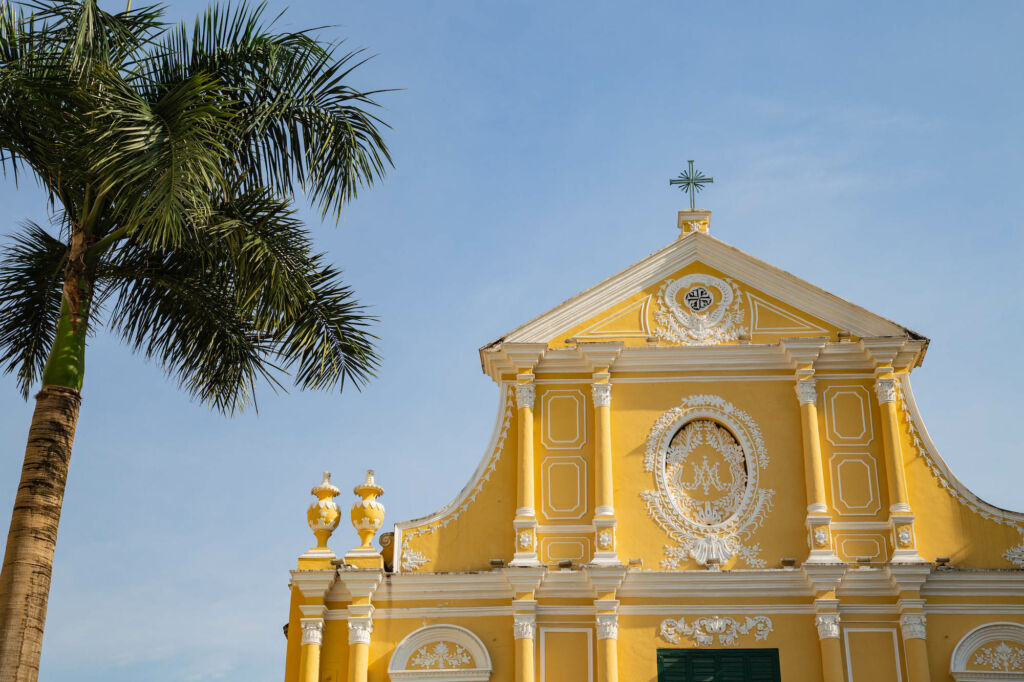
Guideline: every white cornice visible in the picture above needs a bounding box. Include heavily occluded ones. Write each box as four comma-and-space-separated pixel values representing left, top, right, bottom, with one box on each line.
481, 232, 923, 362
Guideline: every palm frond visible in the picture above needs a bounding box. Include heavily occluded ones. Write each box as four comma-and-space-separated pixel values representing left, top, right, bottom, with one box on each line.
0, 220, 66, 397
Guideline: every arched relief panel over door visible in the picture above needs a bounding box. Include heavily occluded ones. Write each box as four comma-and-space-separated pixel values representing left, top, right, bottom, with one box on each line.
951, 622, 1024, 680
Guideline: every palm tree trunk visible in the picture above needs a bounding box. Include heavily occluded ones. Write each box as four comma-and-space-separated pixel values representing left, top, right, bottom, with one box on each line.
0, 386, 81, 682
0, 290, 88, 682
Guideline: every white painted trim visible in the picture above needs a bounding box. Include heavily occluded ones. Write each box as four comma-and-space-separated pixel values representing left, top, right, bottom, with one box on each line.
831, 522, 891, 530
843, 627, 903, 682
537, 524, 595, 533
575, 296, 651, 339
836, 534, 883, 561
606, 374, 794, 383
618, 604, 815, 615
394, 385, 514, 572
830, 452, 882, 516
747, 292, 828, 334
823, 386, 874, 446
539, 627, 593, 682
493, 232, 912, 346
542, 455, 588, 520
900, 376, 1024, 522
541, 389, 587, 450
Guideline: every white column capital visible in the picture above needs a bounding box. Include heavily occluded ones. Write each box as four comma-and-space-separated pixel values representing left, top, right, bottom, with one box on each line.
795, 378, 817, 405
300, 618, 324, 646
592, 382, 612, 408
516, 383, 536, 410
899, 613, 927, 640
348, 616, 373, 645
874, 377, 897, 405
513, 613, 536, 640
814, 613, 840, 640
596, 612, 618, 640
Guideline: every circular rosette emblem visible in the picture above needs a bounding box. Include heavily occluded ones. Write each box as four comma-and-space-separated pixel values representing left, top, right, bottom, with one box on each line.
654, 274, 745, 345
642, 395, 774, 568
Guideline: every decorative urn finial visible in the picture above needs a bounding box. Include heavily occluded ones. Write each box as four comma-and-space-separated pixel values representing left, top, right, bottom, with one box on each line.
306, 471, 341, 550
350, 470, 385, 550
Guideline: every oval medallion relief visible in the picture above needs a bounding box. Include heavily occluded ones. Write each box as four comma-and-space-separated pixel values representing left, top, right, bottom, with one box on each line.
642, 395, 775, 568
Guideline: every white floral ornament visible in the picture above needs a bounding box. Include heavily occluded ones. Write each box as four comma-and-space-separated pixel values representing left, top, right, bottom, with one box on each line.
654, 274, 745, 345
410, 642, 473, 669
974, 641, 1024, 671
659, 616, 773, 646
642, 394, 774, 568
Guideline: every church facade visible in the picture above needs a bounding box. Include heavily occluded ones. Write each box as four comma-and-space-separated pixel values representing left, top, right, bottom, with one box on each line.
284, 209, 1024, 682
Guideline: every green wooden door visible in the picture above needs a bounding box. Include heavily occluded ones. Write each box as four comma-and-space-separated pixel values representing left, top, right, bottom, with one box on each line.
657, 649, 781, 682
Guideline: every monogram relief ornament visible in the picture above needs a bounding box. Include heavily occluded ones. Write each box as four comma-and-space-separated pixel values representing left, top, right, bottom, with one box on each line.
974, 642, 1024, 671
642, 395, 774, 568
659, 616, 773, 646
654, 274, 745, 345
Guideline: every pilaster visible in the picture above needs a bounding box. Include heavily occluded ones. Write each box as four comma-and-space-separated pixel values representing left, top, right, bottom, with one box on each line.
863, 340, 925, 563
783, 338, 839, 564
512, 367, 540, 567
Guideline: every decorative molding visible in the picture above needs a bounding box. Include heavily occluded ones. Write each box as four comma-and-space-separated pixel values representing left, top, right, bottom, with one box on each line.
596, 613, 618, 640
575, 296, 651, 339
493, 232, 910, 351
395, 387, 514, 571
973, 642, 1024, 672
823, 386, 874, 446
541, 389, 587, 450
895, 377, 1024, 568
300, 619, 324, 646
658, 615, 773, 646
952, 623, 1024, 680
654, 273, 746, 346
542, 456, 587, 520
795, 379, 817, 405
388, 624, 492, 682
348, 617, 373, 645
539, 628, 593, 682
874, 378, 897, 405
747, 292, 828, 334
401, 538, 429, 572
899, 613, 927, 640
844, 628, 902, 682
642, 395, 774, 568
591, 382, 612, 408
815, 613, 840, 640
516, 383, 536, 410
829, 453, 882, 516
514, 614, 536, 640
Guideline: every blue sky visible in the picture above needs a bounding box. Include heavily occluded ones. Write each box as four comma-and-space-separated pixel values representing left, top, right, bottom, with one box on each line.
1, 1, 1023, 680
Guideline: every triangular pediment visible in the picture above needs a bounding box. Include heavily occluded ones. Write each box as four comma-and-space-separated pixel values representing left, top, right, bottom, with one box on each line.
486, 232, 921, 351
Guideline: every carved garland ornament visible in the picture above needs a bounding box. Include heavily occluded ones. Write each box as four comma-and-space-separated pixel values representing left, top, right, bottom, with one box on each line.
642, 395, 774, 568
659, 616, 773, 646
654, 274, 746, 345
974, 641, 1024, 671
410, 642, 473, 669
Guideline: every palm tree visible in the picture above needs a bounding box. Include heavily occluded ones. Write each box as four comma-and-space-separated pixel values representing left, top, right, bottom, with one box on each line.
0, 1, 392, 679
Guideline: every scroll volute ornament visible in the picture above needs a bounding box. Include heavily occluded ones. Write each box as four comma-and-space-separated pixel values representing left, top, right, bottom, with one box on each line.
307, 471, 342, 550
351, 470, 386, 549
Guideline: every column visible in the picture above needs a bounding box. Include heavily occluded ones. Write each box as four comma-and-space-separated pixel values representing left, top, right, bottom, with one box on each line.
347, 606, 373, 682
795, 372, 839, 563
298, 618, 324, 682
874, 368, 923, 562
513, 608, 536, 682
813, 600, 844, 682
899, 606, 930, 682
512, 371, 539, 566
592, 371, 618, 565
596, 603, 619, 682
